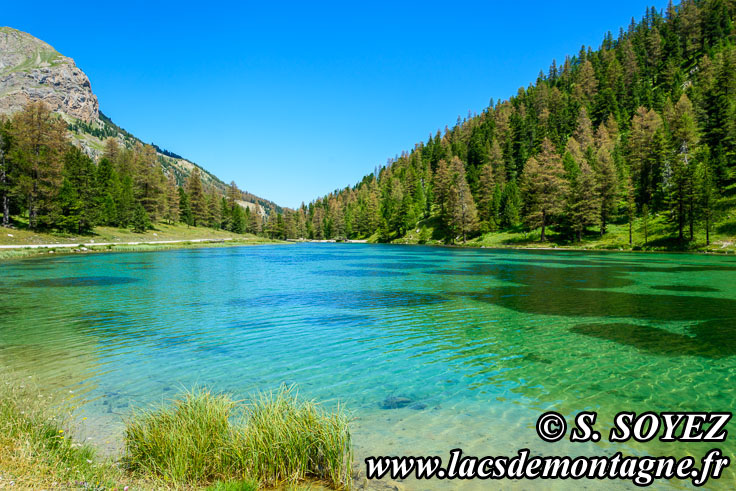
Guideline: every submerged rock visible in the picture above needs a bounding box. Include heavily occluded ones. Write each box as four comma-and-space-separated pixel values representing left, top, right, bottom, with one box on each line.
379, 396, 413, 409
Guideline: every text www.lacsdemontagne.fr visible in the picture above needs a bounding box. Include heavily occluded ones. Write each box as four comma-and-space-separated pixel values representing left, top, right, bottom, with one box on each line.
365, 448, 729, 487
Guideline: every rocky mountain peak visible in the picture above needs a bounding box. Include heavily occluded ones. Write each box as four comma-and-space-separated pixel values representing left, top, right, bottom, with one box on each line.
0, 26, 99, 123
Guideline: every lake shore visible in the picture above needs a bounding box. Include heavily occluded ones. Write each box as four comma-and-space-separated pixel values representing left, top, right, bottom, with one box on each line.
0, 223, 287, 260
0, 237, 287, 260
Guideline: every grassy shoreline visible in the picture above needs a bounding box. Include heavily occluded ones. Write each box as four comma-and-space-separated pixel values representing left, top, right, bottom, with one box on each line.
0, 222, 287, 260
376, 213, 736, 255
0, 373, 353, 489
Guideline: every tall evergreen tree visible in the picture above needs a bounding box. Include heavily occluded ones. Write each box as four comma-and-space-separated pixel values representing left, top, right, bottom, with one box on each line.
186, 168, 206, 226
568, 160, 600, 241
520, 139, 569, 241
8, 102, 67, 229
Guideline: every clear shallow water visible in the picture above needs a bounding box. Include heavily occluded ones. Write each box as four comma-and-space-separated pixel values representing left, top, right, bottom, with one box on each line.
2, 244, 736, 489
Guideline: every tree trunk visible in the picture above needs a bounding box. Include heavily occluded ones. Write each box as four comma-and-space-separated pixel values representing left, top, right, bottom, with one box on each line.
601, 211, 606, 237
540, 211, 547, 242
706, 215, 710, 246
678, 194, 684, 243
1, 191, 8, 227
0, 166, 7, 227
629, 221, 632, 246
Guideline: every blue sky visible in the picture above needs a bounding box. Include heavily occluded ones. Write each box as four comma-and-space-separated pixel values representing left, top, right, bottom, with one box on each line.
5, 1, 663, 208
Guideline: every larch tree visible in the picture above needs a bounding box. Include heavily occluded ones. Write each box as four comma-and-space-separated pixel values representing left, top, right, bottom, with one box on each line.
164, 174, 180, 224
628, 107, 665, 208
9, 102, 68, 229
568, 160, 600, 242
432, 158, 451, 216
520, 138, 569, 241
446, 156, 478, 243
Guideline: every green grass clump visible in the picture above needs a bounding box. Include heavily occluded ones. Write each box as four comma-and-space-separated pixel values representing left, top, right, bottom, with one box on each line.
232, 387, 353, 488
124, 386, 353, 489
124, 387, 235, 482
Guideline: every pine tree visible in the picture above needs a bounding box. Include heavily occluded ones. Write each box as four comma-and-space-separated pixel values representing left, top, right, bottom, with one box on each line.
132, 202, 150, 233
696, 155, 717, 246
231, 204, 245, 234
207, 190, 221, 228
500, 180, 521, 228
95, 157, 119, 226
186, 168, 206, 226
596, 146, 619, 235
117, 176, 135, 227
625, 173, 636, 246
178, 186, 193, 226
58, 146, 97, 233
476, 163, 495, 227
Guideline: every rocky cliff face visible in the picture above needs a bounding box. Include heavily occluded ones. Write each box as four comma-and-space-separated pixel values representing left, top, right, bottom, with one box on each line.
0, 26, 98, 122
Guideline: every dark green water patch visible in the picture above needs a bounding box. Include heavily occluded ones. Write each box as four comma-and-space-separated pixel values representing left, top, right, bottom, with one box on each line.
20, 276, 139, 288
651, 285, 719, 293
571, 322, 736, 358
472, 286, 736, 322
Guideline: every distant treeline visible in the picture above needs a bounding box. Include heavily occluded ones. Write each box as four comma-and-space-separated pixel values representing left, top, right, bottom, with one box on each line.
0, 102, 267, 235
301, 0, 735, 245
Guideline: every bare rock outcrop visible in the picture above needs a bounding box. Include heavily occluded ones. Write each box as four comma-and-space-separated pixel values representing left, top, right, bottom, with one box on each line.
0, 26, 98, 122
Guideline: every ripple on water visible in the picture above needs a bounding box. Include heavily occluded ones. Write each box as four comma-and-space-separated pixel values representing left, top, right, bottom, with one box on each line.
312, 269, 408, 278
241, 290, 447, 309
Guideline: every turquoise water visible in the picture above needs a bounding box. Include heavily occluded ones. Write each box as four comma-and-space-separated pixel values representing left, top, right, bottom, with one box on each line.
2, 244, 736, 488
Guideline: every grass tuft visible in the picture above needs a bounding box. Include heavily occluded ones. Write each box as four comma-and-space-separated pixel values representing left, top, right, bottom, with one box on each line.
124, 387, 235, 482
232, 386, 353, 488
124, 386, 353, 488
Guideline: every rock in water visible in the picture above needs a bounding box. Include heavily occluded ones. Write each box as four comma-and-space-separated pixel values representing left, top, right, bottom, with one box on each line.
380, 396, 413, 409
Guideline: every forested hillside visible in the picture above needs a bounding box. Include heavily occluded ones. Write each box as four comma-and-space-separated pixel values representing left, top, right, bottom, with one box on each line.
0, 103, 267, 235
295, 0, 736, 249
0, 26, 281, 238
